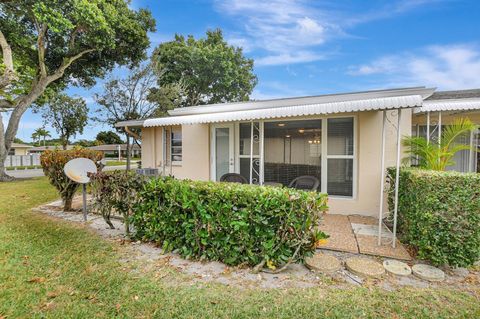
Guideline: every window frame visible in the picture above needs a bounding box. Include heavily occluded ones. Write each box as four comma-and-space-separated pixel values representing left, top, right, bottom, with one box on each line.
170, 127, 182, 165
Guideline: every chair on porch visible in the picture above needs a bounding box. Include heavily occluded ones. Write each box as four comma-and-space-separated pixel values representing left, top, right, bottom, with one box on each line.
288, 175, 320, 191
220, 173, 248, 184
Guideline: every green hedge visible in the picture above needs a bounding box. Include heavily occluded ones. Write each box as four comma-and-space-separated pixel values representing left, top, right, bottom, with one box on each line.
388, 168, 480, 267
131, 177, 328, 268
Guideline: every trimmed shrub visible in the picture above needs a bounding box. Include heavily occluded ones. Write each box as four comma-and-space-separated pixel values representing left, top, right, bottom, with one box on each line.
388, 167, 480, 267
131, 177, 328, 269
89, 170, 146, 234
40, 148, 103, 210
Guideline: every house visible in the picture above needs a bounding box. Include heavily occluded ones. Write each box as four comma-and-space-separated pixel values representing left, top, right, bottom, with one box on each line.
87, 144, 141, 159
9, 143, 32, 155
29, 145, 75, 154
117, 87, 439, 217
412, 89, 480, 173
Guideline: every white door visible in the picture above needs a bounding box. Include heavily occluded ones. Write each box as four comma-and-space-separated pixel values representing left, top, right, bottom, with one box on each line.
211, 124, 234, 181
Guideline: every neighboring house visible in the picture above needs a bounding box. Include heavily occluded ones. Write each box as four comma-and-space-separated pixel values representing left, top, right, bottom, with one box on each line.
9, 143, 33, 156
117, 87, 436, 217
88, 144, 141, 158
412, 89, 480, 173
29, 145, 75, 154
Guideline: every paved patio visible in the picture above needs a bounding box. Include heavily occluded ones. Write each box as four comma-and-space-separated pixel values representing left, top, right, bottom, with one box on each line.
318, 214, 411, 260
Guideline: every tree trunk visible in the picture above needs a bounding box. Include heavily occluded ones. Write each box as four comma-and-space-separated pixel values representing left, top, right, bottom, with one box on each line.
64, 197, 73, 211
0, 79, 49, 181
126, 134, 131, 171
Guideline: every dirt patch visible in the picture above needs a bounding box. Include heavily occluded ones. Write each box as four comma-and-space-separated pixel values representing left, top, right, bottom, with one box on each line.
33, 199, 480, 291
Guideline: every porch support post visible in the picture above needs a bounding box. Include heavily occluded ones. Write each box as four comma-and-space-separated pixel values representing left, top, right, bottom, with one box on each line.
438, 111, 442, 144
249, 121, 253, 184
426, 111, 431, 144
259, 121, 264, 185
377, 110, 387, 245
392, 109, 402, 248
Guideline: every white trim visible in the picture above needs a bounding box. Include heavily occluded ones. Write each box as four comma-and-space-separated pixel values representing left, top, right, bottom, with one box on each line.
378, 110, 387, 245
392, 109, 402, 248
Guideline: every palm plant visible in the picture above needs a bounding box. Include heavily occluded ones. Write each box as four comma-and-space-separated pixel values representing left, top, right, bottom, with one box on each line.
403, 118, 478, 171
32, 127, 51, 146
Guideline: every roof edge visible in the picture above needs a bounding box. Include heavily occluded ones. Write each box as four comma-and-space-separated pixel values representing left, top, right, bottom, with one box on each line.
168, 87, 435, 116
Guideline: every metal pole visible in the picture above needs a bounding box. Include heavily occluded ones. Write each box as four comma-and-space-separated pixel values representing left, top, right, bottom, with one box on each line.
82, 183, 87, 222
426, 111, 431, 144
259, 121, 264, 185
249, 121, 254, 184
378, 110, 387, 245
392, 109, 402, 248
438, 111, 442, 145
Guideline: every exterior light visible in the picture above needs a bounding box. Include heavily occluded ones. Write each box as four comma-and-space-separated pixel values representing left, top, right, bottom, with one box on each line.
277, 123, 285, 127
298, 129, 305, 133
285, 135, 291, 138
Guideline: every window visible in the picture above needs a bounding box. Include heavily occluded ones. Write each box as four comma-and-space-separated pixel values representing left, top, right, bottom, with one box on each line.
263, 120, 322, 189
326, 117, 354, 197
170, 127, 182, 163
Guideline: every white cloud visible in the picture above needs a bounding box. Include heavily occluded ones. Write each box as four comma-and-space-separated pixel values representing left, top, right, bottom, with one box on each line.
348, 44, 480, 90
214, 0, 440, 66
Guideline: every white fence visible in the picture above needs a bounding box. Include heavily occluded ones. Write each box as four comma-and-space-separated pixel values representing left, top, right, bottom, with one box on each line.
5, 154, 41, 167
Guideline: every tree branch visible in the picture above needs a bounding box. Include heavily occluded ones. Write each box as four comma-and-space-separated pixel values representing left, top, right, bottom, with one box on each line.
0, 29, 17, 89
46, 48, 96, 83
36, 23, 48, 77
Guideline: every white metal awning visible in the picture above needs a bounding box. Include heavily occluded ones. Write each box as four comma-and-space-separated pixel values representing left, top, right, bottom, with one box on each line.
144, 95, 423, 127
414, 98, 480, 114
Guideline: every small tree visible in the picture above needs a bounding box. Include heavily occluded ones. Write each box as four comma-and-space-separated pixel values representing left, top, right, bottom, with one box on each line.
96, 131, 123, 145
94, 64, 158, 170
403, 118, 478, 171
38, 94, 88, 150
40, 148, 102, 211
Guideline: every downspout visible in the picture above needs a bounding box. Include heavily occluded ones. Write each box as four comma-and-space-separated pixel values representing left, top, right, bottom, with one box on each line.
377, 110, 387, 245
392, 109, 403, 248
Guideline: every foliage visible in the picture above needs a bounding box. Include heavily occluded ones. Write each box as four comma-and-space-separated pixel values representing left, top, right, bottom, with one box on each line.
96, 130, 124, 145
131, 177, 328, 269
36, 93, 88, 149
403, 118, 478, 170
40, 148, 102, 210
94, 64, 158, 169
0, 0, 155, 180
151, 29, 257, 108
89, 170, 145, 234
387, 167, 480, 267
31, 127, 51, 146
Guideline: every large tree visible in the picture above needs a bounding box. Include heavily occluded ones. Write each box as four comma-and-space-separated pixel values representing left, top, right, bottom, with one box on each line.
39, 93, 88, 150
94, 64, 158, 170
0, 0, 155, 180
151, 29, 257, 108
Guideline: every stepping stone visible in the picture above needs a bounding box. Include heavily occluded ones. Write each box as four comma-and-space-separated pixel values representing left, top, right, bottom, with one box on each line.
345, 257, 385, 278
383, 259, 412, 276
412, 264, 445, 282
305, 254, 341, 273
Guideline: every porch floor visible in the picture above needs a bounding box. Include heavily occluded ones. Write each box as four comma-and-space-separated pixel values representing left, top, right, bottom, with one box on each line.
318, 214, 411, 260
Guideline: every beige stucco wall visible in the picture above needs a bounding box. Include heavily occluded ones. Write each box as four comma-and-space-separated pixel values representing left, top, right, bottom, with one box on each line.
141, 109, 412, 217
142, 124, 210, 181
13, 148, 29, 156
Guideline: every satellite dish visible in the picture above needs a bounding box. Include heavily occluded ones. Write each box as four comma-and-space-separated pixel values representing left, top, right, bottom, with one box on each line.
64, 158, 97, 184
63, 158, 98, 222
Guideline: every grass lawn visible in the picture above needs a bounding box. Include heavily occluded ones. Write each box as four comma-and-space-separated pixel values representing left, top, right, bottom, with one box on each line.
104, 160, 139, 166
1, 178, 479, 318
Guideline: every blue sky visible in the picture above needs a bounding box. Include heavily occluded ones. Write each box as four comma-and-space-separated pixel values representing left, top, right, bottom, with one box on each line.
14, 0, 480, 142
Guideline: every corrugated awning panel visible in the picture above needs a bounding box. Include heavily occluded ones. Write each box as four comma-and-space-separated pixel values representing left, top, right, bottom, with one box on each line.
144, 95, 423, 127
414, 98, 480, 113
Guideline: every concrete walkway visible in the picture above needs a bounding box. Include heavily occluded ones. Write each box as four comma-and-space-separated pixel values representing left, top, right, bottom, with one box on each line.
5, 165, 129, 179
318, 214, 411, 260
